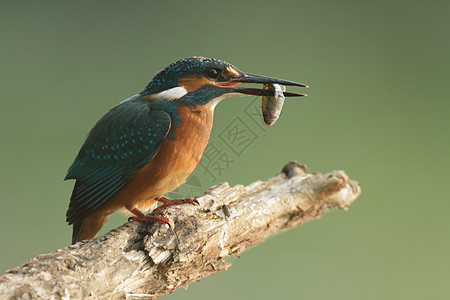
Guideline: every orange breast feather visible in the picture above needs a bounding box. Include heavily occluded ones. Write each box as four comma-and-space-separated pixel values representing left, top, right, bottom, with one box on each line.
101, 105, 214, 213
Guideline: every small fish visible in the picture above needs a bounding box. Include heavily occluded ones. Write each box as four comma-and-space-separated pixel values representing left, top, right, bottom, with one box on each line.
262, 83, 286, 126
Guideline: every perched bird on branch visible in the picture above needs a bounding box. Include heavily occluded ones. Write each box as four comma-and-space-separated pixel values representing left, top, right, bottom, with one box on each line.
65, 56, 307, 244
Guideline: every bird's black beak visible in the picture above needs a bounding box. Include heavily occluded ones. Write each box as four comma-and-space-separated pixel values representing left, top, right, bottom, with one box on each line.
227, 73, 308, 97
231, 73, 308, 87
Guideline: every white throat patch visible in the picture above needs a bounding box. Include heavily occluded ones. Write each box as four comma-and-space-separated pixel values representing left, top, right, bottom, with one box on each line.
147, 86, 188, 101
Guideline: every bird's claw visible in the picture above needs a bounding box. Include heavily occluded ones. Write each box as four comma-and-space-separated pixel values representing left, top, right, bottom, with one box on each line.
128, 208, 174, 229
154, 197, 200, 211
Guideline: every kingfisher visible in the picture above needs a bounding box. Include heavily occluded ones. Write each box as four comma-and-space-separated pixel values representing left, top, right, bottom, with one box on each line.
65, 56, 307, 244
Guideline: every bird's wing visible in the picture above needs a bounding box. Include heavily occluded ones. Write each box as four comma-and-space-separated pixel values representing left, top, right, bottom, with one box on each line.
65, 100, 171, 224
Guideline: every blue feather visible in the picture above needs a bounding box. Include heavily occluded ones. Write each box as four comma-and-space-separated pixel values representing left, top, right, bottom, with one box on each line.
65, 95, 172, 225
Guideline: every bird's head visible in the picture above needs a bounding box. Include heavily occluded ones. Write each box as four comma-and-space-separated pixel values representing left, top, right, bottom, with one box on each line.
142, 56, 307, 109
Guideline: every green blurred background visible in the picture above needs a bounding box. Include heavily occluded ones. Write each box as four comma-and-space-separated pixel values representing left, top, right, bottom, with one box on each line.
1, 1, 448, 299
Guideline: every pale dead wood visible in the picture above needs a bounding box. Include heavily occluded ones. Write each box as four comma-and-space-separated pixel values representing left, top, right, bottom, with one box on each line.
0, 161, 361, 300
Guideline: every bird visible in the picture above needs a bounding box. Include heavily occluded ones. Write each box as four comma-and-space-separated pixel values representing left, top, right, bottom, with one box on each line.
65, 56, 307, 244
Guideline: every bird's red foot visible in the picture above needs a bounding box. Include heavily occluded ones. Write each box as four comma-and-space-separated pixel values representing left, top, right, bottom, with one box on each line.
128, 207, 174, 229
154, 196, 199, 211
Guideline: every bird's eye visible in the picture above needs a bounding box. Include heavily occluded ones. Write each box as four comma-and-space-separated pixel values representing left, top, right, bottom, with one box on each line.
206, 68, 219, 79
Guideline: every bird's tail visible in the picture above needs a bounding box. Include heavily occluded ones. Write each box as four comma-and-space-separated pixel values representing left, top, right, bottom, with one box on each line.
71, 222, 83, 245
70, 214, 111, 244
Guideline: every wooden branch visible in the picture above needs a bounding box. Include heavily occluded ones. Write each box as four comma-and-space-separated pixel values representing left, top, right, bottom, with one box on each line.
0, 161, 361, 299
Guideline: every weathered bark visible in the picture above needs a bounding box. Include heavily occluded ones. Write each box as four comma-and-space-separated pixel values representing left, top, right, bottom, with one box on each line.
0, 162, 361, 299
